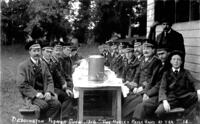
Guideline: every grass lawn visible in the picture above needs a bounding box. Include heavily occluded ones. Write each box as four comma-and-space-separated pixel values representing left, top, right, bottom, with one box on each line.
1, 43, 99, 124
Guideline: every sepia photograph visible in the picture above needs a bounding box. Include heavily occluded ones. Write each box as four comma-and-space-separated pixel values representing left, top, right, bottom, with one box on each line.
1, 0, 200, 124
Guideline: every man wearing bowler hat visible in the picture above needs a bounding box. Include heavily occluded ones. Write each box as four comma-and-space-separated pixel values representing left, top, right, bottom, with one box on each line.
17, 40, 61, 121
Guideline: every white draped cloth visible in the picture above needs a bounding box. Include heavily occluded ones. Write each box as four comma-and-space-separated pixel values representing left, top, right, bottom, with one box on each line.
72, 59, 129, 98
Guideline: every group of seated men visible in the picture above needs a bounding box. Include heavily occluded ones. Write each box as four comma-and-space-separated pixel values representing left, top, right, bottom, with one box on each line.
17, 40, 82, 121
17, 34, 200, 122
99, 39, 200, 121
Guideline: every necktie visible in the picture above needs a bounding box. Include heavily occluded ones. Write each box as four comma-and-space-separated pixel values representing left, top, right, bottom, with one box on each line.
174, 70, 178, 77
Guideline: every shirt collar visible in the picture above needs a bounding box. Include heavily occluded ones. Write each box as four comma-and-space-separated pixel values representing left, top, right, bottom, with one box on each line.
42, 56, 50, 63
137, 55, 142, 59
172, 67, 180, 72
30, 57, 38, 65
168, 29, 172, 33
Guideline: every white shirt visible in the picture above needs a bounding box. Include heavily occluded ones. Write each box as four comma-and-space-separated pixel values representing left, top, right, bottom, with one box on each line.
31, 57, 38, 65
172, 67, 180, 72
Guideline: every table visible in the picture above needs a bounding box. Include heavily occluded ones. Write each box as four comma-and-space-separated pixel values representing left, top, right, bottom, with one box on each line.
72, 59, 129, 121
77, 86, 121, 121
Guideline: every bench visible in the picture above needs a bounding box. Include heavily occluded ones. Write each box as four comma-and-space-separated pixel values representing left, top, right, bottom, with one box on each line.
166, 108, 185, 119
19, 98, 40, 120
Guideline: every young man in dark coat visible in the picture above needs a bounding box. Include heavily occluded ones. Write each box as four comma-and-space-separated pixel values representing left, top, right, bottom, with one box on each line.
17, 41, 61, 120
155, 50, 200, 118
132, 47, 169, 120
122, 40, 162, 120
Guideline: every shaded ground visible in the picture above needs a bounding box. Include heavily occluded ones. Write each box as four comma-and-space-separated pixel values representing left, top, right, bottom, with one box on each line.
0, 43, 99, 124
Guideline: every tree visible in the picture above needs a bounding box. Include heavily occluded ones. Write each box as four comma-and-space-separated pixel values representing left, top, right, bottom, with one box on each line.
1, 0, 30, 44
93, 0, 147, 43
25, 0, 72, 42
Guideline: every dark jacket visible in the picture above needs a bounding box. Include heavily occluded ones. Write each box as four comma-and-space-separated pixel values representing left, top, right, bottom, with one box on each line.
61, 56, 73, 78
122, 56, 141, 82
42, 58, 66, 90
133, 56, 162, 95
71, 53, 83, 66
156, 29, 185, 55
17, 58, 54, 99
60, 56, 73, 89
159, 68, 200, 102
146, 62, 168, 97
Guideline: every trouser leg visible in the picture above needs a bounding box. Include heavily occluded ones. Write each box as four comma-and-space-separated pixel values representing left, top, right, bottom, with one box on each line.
46, 99, 61, 120
133, 96, 158, 120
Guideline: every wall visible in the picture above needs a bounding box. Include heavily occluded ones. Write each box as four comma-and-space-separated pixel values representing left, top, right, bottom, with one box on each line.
147, 0, 200, 80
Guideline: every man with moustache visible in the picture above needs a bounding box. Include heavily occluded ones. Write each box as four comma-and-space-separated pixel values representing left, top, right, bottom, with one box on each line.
17, 40, 61, 120
124, 41, 144, 90
41, 42, 74, 120
111, 42, 126, 74
122, 40, 162, 120
132, 46, 170, 120
156, 18, 185, 55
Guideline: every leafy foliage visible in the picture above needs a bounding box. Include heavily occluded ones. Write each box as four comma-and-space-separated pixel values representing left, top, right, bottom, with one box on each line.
25, 0, 72, 42
1, 0, 146, 45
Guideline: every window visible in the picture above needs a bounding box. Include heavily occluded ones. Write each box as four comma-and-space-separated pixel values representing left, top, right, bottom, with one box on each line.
190, 0, 200, 20
176, 0, 189, 22
154, 0, 200, 23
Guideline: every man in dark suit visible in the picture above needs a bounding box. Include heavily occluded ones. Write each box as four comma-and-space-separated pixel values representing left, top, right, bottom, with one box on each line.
17, 41, 61, 120
121, 47, 135, 82
41, 42, 74, 120
51, 42, 75, 120
132, 47, 169, 119
124, 41, 143, 90
156, 19, 185, 55
61, 43, 73, 88
122, 40, 162, 120
155, 50, 200, 118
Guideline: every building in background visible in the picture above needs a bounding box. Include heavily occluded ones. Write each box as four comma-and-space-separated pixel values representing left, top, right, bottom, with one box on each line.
147, 0, 200, 80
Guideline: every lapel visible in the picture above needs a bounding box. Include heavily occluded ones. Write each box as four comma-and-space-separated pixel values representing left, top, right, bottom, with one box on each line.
169, 68, 185, 81
176, 69, 185, 80
27, 58, 36, 85
169, 69, 176, 79
140, 56, 154, 69
28, 58, 35, 74
131, 55, 142, 67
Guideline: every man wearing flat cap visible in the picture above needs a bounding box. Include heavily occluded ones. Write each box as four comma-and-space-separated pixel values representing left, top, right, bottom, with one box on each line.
121, 47, 136, 82
156, 18, 185, 55
123, 40, 162, 120
123, 40, 143, 90
41, 42, 75, 120
17, 40, 61, 120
